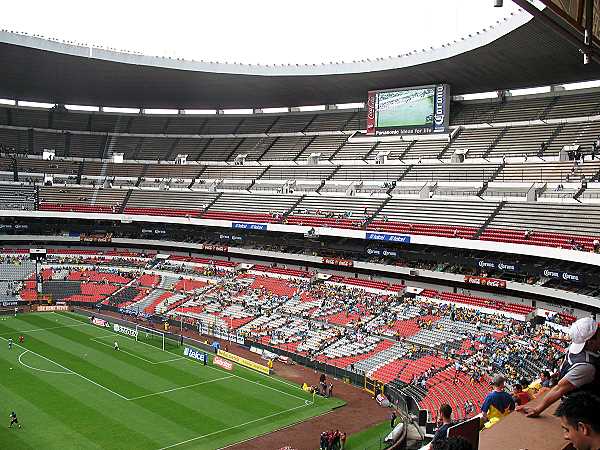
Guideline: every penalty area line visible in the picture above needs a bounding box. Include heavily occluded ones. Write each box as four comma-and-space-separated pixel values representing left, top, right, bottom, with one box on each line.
156, 402, 310, 450
0, 336, 129, 401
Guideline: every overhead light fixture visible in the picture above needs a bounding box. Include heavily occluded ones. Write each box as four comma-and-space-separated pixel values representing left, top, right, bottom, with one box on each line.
494, 0, 503, 6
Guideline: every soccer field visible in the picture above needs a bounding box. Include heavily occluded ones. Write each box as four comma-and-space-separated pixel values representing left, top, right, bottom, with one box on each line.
0, 312, 344, 450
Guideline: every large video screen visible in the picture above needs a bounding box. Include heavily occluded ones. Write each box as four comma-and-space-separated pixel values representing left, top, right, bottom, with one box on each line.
366, 84, 450, 136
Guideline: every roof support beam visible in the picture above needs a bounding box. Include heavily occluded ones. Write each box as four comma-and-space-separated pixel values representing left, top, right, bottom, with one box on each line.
512, 0, 600, 64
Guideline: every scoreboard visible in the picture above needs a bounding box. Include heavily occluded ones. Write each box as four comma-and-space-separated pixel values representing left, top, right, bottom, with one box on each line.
366, 84, 450, 136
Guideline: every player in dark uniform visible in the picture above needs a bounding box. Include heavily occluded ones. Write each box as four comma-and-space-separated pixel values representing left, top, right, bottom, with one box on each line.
9, 411, 21, 428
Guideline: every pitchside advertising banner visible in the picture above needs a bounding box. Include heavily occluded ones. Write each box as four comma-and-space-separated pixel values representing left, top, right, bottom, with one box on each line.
366, 248, 399, 258
183, 347, 208, 364
232, 222, 268, 231
366, 84, 450, 136
217, 349, 270, 375
113, 323, 138, 338
464, 275, 506, 289
476, 260, 520, 273
365, 232, 411, 244
542, 269, 584, 284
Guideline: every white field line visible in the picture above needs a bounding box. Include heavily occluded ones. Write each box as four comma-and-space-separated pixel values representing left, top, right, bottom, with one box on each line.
156, 403, 310, 450
0, 323, 88, 336
90, 337, 185, 365
57, 312, 314, 404
18, 350, 72, 375
128, 375, 234, 401
0, 336, 129, 400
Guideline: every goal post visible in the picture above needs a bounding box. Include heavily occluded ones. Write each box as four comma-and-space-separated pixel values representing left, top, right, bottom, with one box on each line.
135, 325, 180, 351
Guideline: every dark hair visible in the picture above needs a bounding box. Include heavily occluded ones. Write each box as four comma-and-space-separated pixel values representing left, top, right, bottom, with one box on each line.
439, 404, 452, 420
541, 370, 550, 378
520, 379, 529, 387
555, 392, 600, 434
513, 383, 522, 391
431, 436, 474, 450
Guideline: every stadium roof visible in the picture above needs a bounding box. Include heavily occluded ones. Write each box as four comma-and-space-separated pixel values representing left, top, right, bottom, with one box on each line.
1, 7, 600, 109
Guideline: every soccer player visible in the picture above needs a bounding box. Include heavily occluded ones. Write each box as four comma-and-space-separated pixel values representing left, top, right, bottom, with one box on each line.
9, 411, 21, 429
114, 341, 119, 351
18, 335, 24, 344
8, 338, 13, 350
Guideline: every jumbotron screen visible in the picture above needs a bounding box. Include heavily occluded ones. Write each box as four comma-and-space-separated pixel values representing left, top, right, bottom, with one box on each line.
366, 84, 450, 136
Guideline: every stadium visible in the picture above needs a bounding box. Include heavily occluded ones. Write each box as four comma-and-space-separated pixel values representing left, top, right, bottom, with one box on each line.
1, 1, 600, 449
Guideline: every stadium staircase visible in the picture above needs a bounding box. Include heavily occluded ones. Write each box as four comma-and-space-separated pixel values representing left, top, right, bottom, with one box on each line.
365, 196, 391, 226
477, 161, 506, 196
573, 184, 588, 201
76, 160, 85, 184
256, 137, 278, 161
538, 124, 564, 158
590, 166, 600, 182
224, 139, 245, 162
164, 138, 181, 161
398, 141, 416, 159
194, 139, 212, 160
437, 129, 461, 159
293, 136, 316, 161
360, 142, 381, 161
539, 96, 560, 120
282, 195, 306, 219
200, 192, 223, 215
482, 127, 508, 159
119, 190, 133, 213
64, 132, 72, 157
135, 165, 148, 187
474, 201, 506, 238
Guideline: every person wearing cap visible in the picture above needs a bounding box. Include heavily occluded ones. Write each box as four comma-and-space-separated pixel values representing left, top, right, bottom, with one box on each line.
481, 374, 515, 425
522, 317, 600, 418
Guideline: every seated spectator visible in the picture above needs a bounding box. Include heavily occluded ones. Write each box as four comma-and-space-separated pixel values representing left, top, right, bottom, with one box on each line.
554, 391, 600, 450
481, 375, 515, 425
522, 317, 600, 418
540, 370, 554, 388
512, 383, 531, 405
431, 404, 453, 446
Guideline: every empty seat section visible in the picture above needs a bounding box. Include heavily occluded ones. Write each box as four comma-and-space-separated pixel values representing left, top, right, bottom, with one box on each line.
269, 114, 314, 133
201, 166, 264, 179
261, 166, 335, 180
287, 195, 384, 228
496, 161, 600, 183
52, 111, 90, 131
332, 165, 408, 181
128, 116, 168, 134
199, 138, 242, 161
448, 128, 503, 159
70, 134, 106, 158
492, 124, 558, 157
124, 190, 218, 216
201, 116, 242, 134
12, 108, 49, 128
403, 139, 447, 160
235, 116, 277, 134
545, 91, 600, 120
228, 137, 277, 161
136, 137, 175, 160
297, 135, 347, 160
39, 186, 127, 213
204, 192, 299, 221
374, 140, 413, 160
403, 163, 498, 182
370, 199, 498, 238
261, 136, 313, 160
165, 116, 206, 134
170, 138, 210, 161
333, 140, 376, 160
305, 112, 353, 132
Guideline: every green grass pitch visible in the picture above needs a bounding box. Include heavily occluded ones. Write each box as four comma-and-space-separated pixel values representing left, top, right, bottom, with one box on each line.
0, 312, 344, 449
376, 91, 434, 128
